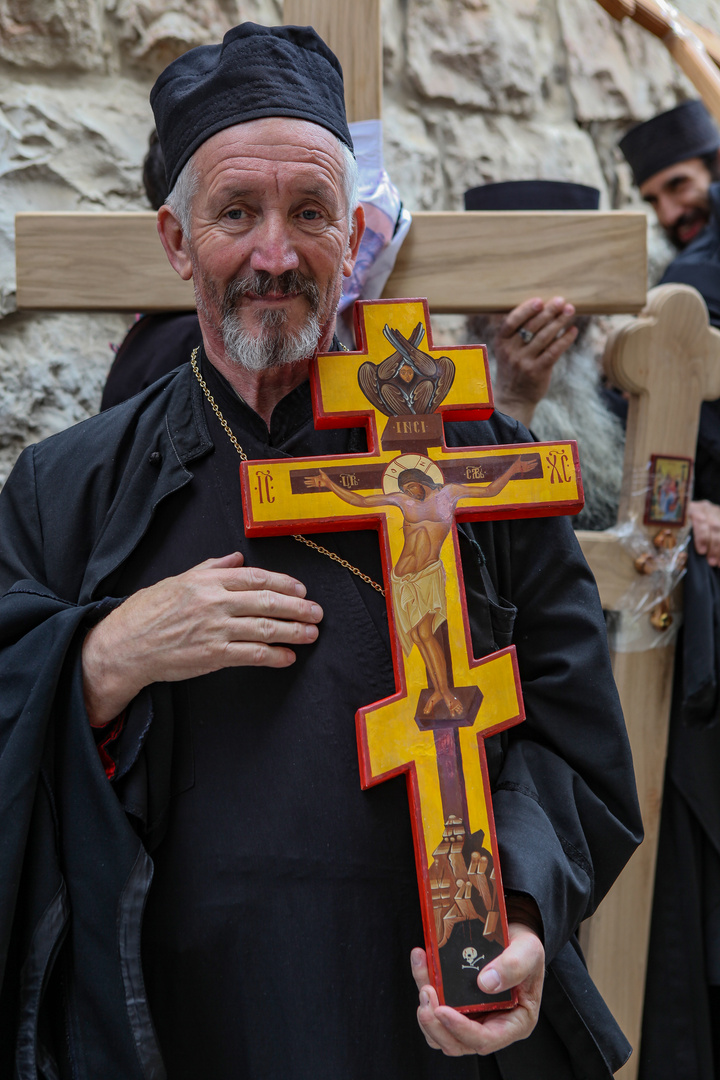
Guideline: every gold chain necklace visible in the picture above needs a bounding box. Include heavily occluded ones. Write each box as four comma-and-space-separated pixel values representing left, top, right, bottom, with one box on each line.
190, 347, 385, 596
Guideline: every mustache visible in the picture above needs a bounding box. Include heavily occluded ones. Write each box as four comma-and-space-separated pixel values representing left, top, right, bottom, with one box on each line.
223, 270, 320, 315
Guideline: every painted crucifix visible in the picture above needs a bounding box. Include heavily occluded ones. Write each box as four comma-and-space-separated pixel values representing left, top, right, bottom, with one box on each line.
306, 457, 534, 719
241, 298, 583, 1015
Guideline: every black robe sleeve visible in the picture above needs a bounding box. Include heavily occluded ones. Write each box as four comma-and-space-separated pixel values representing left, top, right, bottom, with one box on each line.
0, 446, 167, 1080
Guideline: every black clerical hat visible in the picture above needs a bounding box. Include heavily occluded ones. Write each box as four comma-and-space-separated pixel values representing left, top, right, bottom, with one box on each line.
151, 22, 353, 191
619, 100, 720, 188
463, 180, 600, 211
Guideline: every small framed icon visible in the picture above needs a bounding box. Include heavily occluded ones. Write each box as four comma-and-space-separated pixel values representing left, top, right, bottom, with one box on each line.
644, 455, 692, 527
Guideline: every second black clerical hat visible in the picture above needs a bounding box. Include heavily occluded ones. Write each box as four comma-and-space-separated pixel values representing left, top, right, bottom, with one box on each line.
150, 22, 353, 191
619, 100, 720, 188
463, 179, 600, 212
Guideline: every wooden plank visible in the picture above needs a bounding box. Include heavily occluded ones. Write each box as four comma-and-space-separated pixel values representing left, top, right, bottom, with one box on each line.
579, 644, 676, 1080
576, 531, 634, 610
283, 0, 382, 122
15, 210, 648, 314
685, 17, 720, 69
385, 211, 647, 314
15, 212, 195, 312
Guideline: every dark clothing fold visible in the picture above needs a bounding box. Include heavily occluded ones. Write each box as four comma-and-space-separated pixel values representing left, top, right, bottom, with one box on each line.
0, 360, 641, 1079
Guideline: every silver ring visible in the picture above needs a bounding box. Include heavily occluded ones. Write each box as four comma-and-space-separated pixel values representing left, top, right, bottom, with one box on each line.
518, 327, 534, 344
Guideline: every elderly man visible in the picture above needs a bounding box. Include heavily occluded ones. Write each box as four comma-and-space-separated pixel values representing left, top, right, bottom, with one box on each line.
0, 24, 640, 1080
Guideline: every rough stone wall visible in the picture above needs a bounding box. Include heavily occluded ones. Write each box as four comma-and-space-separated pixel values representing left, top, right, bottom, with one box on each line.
0, 0, 717, 483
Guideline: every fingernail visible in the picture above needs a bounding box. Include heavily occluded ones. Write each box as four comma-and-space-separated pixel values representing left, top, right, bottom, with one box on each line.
411, 951, 422, 967
420, 991, 430, 1007
564, 304, 575, 315
310, 603, 323, 620
479, 967, 501, 992
294, 583, 307, 597
532, 299, 543, 310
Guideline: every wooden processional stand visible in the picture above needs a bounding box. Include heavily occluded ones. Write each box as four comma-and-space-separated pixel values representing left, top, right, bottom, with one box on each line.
11, 0, 720, 1073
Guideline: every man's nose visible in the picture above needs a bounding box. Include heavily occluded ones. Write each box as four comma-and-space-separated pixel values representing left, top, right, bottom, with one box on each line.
249, 215, 300, 276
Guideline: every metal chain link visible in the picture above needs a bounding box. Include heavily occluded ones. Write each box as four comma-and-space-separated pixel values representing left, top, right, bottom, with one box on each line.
290, 534, 385, 593
190, 347, 386, 596
191, 349, 248, 461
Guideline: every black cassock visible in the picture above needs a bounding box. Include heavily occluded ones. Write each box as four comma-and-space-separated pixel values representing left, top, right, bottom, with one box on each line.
0, 357, 640, 1080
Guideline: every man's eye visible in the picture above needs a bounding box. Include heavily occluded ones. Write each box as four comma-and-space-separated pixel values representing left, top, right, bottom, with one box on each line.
300, 209, 321, 220
226, 209, 245, 220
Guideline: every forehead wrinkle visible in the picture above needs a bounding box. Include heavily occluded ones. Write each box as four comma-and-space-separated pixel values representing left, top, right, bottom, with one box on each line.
198, 119, 345, 171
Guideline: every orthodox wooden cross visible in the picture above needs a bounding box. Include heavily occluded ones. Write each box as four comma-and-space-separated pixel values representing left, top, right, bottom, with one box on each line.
242, 297, 583, 1014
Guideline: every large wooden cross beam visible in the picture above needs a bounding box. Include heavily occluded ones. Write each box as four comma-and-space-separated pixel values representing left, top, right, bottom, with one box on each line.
14, 208, 646, 315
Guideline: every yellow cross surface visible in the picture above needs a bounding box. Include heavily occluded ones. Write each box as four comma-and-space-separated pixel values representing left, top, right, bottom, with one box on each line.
242, 298, 583, 1013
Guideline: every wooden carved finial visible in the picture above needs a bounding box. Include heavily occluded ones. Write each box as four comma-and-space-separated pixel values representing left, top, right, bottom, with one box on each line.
604, 283, 720, 525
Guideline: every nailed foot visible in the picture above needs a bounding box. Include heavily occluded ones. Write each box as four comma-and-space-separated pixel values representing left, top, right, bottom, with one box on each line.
443, 692, 464, 718
423, 690, 443, 716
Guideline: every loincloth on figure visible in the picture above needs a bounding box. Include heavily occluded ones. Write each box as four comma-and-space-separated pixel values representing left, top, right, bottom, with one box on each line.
391, 559, 448, 656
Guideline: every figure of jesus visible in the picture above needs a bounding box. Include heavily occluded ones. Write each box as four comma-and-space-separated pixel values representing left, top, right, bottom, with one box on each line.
306, 456, 535, 717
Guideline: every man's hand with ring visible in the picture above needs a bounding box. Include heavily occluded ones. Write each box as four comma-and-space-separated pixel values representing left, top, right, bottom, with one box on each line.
492, 296, 577, 428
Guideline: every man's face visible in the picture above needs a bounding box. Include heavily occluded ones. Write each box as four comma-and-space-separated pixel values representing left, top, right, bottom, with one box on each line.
639, 156, 714, 249
181, 117, 361, 368
401, 481, 430, 501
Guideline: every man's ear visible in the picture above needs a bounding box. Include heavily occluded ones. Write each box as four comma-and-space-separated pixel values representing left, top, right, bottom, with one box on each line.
157, 206, 193, 281
343, 203, 365, 278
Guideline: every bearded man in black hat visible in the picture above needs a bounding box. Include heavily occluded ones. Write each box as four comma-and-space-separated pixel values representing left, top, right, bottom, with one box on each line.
0, 23, 641, 1080
620, 99, 720, 259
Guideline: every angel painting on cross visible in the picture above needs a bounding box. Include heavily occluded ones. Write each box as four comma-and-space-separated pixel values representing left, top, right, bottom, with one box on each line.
305, 454, 535, 718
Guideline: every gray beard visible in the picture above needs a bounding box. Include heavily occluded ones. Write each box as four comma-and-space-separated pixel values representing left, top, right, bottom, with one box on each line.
193, 266, 329, 373
221, 305, 323, 372
487, 339, 626, 531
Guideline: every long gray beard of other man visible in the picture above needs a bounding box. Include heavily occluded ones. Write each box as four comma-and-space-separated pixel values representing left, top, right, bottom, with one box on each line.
485, 341, 625, 532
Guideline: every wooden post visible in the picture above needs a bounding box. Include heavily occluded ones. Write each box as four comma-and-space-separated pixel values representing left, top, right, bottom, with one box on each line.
283, 0, 382, 122
577, 284, 720, 1080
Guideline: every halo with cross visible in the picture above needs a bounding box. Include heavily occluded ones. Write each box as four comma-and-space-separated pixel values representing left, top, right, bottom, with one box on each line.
382, 454, 444, 494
